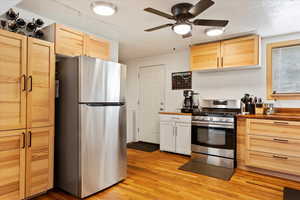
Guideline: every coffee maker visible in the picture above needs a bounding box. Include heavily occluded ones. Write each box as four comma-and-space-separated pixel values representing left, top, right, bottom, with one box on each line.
181, 90, 197, 113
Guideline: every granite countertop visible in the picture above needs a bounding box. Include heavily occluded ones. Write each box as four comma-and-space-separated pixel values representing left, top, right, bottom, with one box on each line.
237, 113, 300, 122
159, 112, 192, 116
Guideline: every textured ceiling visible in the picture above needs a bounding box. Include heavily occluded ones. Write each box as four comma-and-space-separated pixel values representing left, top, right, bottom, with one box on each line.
16, 0, 300, 62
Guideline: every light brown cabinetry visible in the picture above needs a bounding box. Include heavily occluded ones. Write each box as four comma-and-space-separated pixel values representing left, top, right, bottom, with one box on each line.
85, 34, 110, 60
221, 35, 259, 68
0, 29, 55, 199
26, 127, 54, 197
190, 41, 220, 70
43, 23, 110, 59
0, 129, 26, 200
27, 38, 55, 128
190, 35, 259, 71
0, 30, 27, 131
244, 119, 300, 177
43, 24, 84, 57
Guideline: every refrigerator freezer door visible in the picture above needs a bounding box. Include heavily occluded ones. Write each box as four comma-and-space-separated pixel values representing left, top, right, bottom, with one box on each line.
80, 104, 127, 198
79, 56, 126, 103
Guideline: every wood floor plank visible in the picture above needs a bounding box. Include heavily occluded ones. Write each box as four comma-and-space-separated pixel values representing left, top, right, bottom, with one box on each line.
33, 149, 300, 200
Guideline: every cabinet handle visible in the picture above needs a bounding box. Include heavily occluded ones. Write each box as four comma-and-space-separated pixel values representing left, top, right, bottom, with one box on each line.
28, 131, 32, 147
273, 121, 289, 125
221, 57, 224, 66
28, 76, 33, 92
273, 155, 288, 160
273, 138, 289, 143
21, 75, 26, 91
217, 57, 219, 67
22, 132, 26, 149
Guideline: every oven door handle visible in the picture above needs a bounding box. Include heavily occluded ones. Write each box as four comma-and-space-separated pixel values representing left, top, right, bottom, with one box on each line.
192, 121, 234, 129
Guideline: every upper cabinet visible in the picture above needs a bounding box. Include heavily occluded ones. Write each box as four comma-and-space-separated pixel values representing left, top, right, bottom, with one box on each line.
190, 35, 260, 71
27, 38, 55, 128
43, 23, 111, 60
0, 29, 27, 131
221, 35, 259, 68
190, 41, 221, 70
85, 34, 110, 60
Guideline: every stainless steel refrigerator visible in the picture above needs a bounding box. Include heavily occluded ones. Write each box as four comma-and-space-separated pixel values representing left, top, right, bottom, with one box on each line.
55, 56, 127, 198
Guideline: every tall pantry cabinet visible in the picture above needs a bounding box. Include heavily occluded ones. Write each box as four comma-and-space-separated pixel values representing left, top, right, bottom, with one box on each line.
0, 29, 55, 200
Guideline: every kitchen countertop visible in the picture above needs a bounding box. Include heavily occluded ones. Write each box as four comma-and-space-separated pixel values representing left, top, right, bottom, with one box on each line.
237, 113, 300, 122
159, 112, 192, 116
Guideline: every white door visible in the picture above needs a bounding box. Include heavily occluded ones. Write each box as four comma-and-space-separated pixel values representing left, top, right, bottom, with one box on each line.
175, 123, 191, 155
160, 122, 175, 152
139, 65, 165, 144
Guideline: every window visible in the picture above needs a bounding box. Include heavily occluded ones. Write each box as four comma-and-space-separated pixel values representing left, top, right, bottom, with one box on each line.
267, 40, 300, 100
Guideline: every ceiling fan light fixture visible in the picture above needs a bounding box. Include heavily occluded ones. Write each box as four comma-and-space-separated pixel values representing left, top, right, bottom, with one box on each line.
173, 23, 192, 35
205, 27, 224, 37
91, 1, 117, 16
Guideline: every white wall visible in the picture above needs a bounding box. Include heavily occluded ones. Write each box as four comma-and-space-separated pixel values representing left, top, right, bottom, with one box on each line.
125, 32, 300, 142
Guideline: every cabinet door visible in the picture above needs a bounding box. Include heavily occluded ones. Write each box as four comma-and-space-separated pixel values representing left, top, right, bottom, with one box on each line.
0, 29, 27, 131
55, 24, 84, 57
85, 34, 110, 60
175, 123, 191, 155
27, 38, 55, 128
0, 129, 26, 200
160, 122, 175, 152
26, 126, 54, 197
221, 35, 259, 68
190, 41, 221, 71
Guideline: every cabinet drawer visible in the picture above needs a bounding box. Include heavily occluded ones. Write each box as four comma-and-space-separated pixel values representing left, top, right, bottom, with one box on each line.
247, 135, 300, 157
159, 114, 191, 123
247, 119, 300, 139
246, 151, 300, 176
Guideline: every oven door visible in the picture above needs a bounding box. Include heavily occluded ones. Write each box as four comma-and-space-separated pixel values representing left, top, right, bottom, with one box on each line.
191, 121, 235, 158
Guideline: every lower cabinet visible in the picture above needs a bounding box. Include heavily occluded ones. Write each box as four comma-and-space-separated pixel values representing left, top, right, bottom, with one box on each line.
0, 127, 54, 200
0, 130, 26, 200
26, 126, 54, 197
159, 115, 191, 155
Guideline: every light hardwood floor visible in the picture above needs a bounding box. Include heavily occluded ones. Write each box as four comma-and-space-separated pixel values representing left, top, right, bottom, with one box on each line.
34, 149, 300, 200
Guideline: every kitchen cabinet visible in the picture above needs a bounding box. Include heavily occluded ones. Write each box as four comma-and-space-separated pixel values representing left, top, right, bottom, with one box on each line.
0, 29, 55, 199
0, 30, 27, 131
27, 38, 55, 128
160, 121, 176, 152
85, 34, 110, 60
43, 24, 84, 57
0, 129, 26, 200
159, 114, 191, 155
26, 126, 54, 197
237, 117, 300, 181
221, 35, 259, 68
190, 41, 221, 70
43, 23, 111, 60
190, 35, 259, 71
175, 123, 192, 155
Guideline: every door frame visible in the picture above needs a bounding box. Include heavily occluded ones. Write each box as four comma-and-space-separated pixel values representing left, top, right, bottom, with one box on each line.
137, 64, 166, 143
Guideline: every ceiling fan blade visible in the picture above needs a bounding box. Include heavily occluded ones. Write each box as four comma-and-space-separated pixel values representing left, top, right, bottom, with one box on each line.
193, 19, 229, 27
189, 0, 215, 17
182, 32, 192, 39
144, 24, 173, 32
144, 8, 175, 20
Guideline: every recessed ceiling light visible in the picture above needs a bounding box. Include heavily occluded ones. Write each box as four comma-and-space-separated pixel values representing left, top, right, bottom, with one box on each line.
91, 1, 117, 16
172, 23, 192, 35
205, 28, 224, 37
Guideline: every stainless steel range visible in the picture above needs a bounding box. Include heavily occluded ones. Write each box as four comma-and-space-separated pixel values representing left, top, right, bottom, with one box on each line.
191, 99, 240, 168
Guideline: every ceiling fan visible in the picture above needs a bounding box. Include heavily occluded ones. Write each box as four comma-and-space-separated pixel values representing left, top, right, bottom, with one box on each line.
144, 0, 229, 38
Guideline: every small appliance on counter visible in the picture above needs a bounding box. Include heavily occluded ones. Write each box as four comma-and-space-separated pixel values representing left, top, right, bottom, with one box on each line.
181, 90, 200, 113
240, 94, 275, 115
